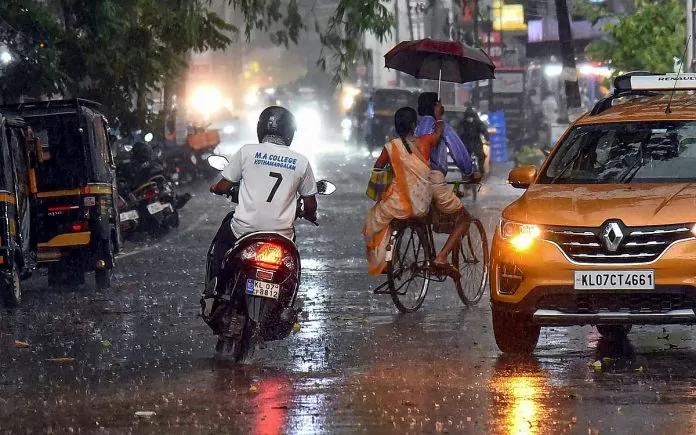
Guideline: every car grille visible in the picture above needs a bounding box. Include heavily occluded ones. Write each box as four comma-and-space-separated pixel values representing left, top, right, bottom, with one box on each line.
537, 291, 696, 314
544, 223, 693, 264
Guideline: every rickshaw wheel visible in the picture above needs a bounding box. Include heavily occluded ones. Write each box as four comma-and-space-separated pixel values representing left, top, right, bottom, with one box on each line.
1, 263, 21, 308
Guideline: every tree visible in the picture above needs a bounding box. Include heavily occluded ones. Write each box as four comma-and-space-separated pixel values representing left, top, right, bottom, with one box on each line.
0, 0, 395, 130
586, 0, 684, 74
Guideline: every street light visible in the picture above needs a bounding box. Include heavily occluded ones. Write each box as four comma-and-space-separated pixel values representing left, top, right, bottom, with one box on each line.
0, 51, 12, 65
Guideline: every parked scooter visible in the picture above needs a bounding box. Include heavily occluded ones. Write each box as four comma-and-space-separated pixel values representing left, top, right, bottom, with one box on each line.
130, 175, 189, 238
201, 155, 336, 362
117, 190, 140, 241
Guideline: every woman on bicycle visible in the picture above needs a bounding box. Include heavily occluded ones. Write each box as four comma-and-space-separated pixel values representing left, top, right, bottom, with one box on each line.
363, 105, 472, 277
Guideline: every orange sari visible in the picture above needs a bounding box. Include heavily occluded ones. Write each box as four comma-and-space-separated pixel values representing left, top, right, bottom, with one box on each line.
363, 137, 435, 276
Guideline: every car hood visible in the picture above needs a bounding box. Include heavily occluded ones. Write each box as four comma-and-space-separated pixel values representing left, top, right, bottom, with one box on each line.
504, 183, 696, 227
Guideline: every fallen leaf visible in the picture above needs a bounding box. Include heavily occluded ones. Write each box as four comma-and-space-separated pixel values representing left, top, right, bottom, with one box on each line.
636, 366, 645, 373
14, 340, 30, 348
45, 358, 74, 363
591, 360, 602, 371
292, 323, 301, 333
100, 340, 112, 348
249, 385, 258, 393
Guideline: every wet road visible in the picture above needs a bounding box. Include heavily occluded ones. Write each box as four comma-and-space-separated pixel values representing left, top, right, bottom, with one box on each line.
3, 145, 696, 434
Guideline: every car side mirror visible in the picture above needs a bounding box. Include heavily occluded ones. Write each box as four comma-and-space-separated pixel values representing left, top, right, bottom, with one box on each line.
207, 155, 229, 171
316, 180, 336, 195
508, 165, 537, 189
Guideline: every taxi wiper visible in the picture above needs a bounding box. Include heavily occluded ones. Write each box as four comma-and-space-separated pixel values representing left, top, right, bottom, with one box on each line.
620, 144, 645, 183
550, 133, 588, 184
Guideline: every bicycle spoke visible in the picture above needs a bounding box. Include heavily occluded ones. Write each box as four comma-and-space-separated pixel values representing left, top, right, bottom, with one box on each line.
388, 225, 431, 313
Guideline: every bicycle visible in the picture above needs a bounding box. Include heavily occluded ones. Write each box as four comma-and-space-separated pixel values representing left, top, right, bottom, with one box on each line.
373, 180, 490, 313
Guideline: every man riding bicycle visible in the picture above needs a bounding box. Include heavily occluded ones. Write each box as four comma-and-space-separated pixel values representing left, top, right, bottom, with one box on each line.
456, 106, 489, 175
414, 92, 480, 274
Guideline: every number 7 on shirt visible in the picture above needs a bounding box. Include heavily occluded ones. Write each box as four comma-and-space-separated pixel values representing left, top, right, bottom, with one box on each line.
267, 172, 283, 202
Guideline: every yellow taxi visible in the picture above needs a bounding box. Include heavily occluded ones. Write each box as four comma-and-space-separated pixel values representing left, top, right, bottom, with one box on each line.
491, 72, 696, 353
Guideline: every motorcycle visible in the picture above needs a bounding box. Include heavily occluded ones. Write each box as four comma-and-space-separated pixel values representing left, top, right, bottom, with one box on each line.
131, 175, 189, 238
116, 190, 140, 241
202, 155, 336, 362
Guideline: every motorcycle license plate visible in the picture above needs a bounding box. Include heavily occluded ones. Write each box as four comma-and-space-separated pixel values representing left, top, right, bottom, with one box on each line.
246, 279, 280, 300
147, 202, 173, 215
119, 210, 139, 221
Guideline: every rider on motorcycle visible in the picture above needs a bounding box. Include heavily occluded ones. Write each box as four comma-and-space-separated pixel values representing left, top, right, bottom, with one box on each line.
129, 141, 166, 190
456, 107, 490, 174
203, 106, 318, 327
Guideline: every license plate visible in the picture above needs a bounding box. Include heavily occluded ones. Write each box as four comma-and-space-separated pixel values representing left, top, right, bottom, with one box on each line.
573, 270, 655, 290
245, 279, 280, 300
146, 202, 172, 215
119, 210, 139, 221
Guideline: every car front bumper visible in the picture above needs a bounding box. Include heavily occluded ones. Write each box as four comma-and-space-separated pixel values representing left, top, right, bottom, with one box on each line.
490, 230, 696, 325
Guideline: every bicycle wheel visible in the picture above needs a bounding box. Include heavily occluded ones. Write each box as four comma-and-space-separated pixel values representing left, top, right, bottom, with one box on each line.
453, 218, 489, 306
388, 224, 432, 313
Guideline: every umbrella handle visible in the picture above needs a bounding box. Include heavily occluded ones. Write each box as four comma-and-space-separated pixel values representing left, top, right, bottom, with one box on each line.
438, 67, 441, 98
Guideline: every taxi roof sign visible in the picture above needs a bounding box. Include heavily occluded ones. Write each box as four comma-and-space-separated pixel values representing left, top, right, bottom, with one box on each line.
614, 73, 696, 92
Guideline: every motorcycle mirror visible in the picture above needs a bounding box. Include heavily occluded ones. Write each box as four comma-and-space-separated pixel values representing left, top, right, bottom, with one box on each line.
207, 155, 229, 171
316, 180, 336, 195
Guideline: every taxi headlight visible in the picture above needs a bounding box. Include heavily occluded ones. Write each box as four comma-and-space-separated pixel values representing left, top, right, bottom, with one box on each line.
500, 220, 541, 251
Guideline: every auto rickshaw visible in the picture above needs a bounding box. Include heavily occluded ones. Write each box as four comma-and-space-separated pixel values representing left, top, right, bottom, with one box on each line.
365, 88, 420, 152
0, 112, 35, 306
3, 99, 120, 289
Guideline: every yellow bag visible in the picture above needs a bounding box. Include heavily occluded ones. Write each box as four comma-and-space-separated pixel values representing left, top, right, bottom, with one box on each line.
366, 167, 393, 201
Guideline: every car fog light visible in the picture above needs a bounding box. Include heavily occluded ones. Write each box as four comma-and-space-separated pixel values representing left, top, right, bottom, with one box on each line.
498, 263, 524, 295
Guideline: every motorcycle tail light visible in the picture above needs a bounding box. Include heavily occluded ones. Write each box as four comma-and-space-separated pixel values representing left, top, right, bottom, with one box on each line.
255, 243, 283, 270
143, 190, 157, 201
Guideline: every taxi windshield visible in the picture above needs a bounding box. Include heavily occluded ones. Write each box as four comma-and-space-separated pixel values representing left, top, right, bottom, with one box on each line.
538, 121, 696, 184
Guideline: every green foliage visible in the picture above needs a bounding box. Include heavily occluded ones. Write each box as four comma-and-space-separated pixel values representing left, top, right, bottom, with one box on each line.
587, 0, 685, 74
571, 0, 614, 24
0, 0, 233, 130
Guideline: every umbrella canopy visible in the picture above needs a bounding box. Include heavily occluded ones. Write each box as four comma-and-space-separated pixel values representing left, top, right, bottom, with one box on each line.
384, 39, 496, 83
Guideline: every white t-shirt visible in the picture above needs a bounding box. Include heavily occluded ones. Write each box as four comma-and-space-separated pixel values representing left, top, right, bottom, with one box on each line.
221, 142, 317, 239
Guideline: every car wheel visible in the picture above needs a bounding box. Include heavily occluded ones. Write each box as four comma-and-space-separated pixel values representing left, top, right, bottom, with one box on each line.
492, 307, 540, 355
596, 324, 632, 341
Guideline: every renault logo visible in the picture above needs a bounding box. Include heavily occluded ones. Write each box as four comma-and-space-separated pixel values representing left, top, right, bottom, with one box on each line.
601, 222, 624, 252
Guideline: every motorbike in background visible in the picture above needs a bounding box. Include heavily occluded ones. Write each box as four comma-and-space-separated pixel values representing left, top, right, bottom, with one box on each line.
202, 155, 336, 362
117, 190, 140, 241
130, 175, 191, 238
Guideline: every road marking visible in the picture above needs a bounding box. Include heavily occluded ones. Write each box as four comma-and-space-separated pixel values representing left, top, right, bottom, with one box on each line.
117, 213, 209, 259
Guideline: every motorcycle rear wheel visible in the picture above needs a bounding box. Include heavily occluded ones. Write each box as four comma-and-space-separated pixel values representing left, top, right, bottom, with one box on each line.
215, 318, 254, 363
